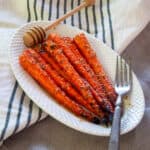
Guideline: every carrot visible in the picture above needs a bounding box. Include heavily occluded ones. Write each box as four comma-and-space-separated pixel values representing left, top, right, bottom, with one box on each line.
47, 34, 113, 112
39, 51, 69, 81
49, 34, 102, 94
37, 50, 112, 121
34, 45, 66, 77
28, 49, 105, 118
19, 50, 102, 124
82, 78, 114, 113
42, 40, 104, 115
74, 33, 117, 104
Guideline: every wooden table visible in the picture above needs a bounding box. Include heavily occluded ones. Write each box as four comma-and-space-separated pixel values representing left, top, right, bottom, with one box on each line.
1, 23, 150, 150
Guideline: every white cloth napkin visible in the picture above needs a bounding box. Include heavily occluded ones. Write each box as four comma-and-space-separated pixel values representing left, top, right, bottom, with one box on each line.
0, 0, 149, 143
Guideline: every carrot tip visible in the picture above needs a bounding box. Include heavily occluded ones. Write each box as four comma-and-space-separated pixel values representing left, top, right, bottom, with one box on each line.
92, 117, 100, 124
108, 113, 113, 124
101, 117, 109, 126
102, 101, 113, 113
98, 105, 111, 114
105, 105, 112, 113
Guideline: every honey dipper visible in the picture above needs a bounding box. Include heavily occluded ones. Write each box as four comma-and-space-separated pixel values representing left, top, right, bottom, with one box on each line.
23, 0, 95, 47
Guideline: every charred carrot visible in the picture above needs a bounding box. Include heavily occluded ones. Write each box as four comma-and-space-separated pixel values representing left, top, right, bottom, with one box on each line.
74, 33, 117, 104
34, 45, 67, 78
48, 34, 113, 112
49, 34, 102, 94
42, 40, 104, 116
27, 49, 105, 118
38, 50, 108, 119
82, 78, 114, 113
37, 50, 65, 77
37, 50, 111, 119
19, 50, 102, 124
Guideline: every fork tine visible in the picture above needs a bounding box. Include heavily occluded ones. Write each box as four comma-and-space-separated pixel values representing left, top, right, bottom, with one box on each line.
120, 56, 124, 86
124, 59, 128, 85
129, 59, 132, 86
115, 56, 119, 86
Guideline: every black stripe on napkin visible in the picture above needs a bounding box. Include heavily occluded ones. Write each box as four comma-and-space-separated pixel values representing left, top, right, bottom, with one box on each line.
0, 81, 18, 141
77, 0, 82, 29
100, 0, 106, 43
71, 0, 74, 26
41, 0, 45, 20
12, 91, 25, 134
34, 0, 38, 20
48, 0, 52, 20
63, 0, 67, 24
25, 100, 33, 127
56, 0, 60, 19
92, 5, 98, 37
27, 0, 31, 22
85, 7, 90, 33
37, 108, 42, 122
107, 0, 114, 49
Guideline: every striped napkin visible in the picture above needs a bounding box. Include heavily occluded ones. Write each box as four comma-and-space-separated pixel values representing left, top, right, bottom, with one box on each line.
0, 0, 149, 144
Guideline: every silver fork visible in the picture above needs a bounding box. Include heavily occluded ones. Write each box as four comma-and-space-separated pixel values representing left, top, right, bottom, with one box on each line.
108, 56, 132, 150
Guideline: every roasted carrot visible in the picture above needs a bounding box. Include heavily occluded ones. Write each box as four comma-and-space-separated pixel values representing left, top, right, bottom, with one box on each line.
38, 50, 68, 79
82, 78, 114, 113
27, 49, 105, 118
49, 34, 102, 94
42, 40, 104, 116
47, 34, 113, 112
34, 45, 65, 77
74, 33, 117, 104
37, 50, 112, 121
19, 50, 102, 124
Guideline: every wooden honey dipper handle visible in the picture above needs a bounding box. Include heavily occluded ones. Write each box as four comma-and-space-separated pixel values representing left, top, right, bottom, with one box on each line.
45, 0, 95, 31
23, 0, 95, 47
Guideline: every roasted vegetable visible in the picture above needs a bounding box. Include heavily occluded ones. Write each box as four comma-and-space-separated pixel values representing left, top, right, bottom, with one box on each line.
42, 40, 104, 116
29, 49, 105, 118
47, 34, 114, 112
19, 50, 103, 124
74, 33, 117, 104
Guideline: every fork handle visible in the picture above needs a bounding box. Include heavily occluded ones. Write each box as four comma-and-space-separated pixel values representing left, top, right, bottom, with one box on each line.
108, 95, 122, 150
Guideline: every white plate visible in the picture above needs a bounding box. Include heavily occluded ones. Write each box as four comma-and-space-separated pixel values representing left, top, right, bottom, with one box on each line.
9, 21, 145, 136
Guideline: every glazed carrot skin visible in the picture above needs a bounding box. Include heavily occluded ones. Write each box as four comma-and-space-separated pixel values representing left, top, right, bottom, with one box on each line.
38, 51, 110, 119
48, 34, 113, 113
42, 40, 103, 116
74, 33, 117, 104
19, 50, 101, 124
34, 45, 65, 77
82, 78, 114, 113
48, 34, 104, 97
28, 49, 105, 118
39, 51, 68, 79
